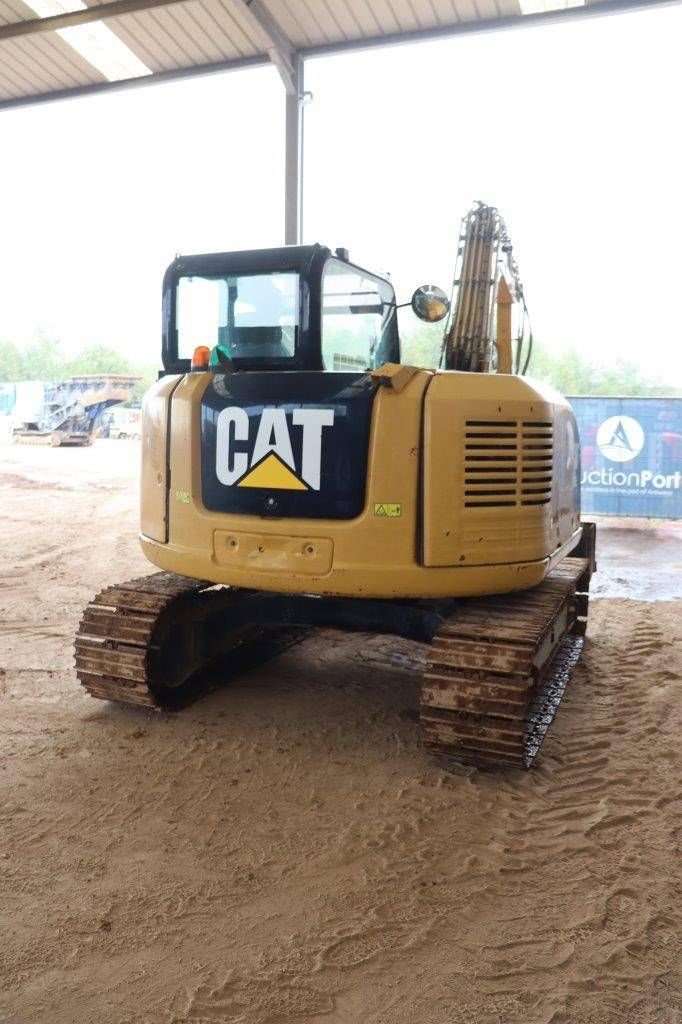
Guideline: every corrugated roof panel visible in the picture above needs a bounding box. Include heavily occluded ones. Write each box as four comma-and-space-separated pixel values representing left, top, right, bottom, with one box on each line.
358, 0, 402, 34
441, 0, 463, 18
258, 0, 307, 45
451, 0, 483, 22
0, 32, 105, 99
383, 0, 421, 33
113, 12, 185, 69
299, 0, 346, 44
83, 0, 182, 69
0, 45, 47, 97
318, 0, 363, 39
102, 12, 181, 70
4, 43, 60, 89
405, 0, 449, 28
496, 0, 521, 14
210, 0, 265, 54
112, 1, 229, 66
181, 1, 251, 57
264, 1, 328, 47
0, 0, 27, 26
341, 0, 384, 35
29, 19, 118, 79
117, 10, 188, 68
147, 2, 224, 63
0, 37, 75, 92
169, 0, 249, 60
472, 0, 506, 19
425, 0, 459, 23
0, 0, 673, 108
0, 1, 158, 90
0, 74, 24, 101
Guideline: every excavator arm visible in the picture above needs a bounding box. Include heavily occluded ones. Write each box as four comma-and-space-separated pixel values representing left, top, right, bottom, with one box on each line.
441, 202, 531, 375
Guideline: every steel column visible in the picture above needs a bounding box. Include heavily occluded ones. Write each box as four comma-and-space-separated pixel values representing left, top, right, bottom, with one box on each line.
284, 57, 303, 246
240, 2, 303, 244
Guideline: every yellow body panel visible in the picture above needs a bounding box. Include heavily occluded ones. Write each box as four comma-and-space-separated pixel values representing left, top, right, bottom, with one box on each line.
139, 369, 581, 599
140, 373, 179, 543
423, 373, 580, 567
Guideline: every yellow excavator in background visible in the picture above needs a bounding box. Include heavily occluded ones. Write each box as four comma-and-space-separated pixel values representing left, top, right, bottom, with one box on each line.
75, 203, 595, 769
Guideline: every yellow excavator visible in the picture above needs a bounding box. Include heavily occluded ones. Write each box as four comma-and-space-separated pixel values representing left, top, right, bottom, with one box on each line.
75, 204, 595, 769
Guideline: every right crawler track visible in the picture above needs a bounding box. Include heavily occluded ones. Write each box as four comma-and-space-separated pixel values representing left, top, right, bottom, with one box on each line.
420, 556, 592, 769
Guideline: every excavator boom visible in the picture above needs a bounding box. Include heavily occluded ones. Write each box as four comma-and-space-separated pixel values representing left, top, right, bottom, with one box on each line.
442, 202, 528, 375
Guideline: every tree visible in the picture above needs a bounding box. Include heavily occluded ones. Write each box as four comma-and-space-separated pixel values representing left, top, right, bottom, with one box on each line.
528, 341, 677, 397
397, 325, 678, 397
0, 340, 24, 381
0, 334, 156, 403
2, 328, 676, 400
399, 323, 444, 368
64, 345, 132, 377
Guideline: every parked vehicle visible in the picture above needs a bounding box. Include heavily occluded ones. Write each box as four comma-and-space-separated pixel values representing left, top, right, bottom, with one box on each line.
107, 406, 142, 440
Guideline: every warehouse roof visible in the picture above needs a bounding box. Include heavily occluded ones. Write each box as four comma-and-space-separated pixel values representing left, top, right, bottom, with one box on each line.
0, 0, 676, 110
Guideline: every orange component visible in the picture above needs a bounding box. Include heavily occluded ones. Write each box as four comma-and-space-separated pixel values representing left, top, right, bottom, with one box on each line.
191, 345, 210, 371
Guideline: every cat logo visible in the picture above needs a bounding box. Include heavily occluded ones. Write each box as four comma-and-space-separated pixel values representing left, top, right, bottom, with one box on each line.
215, 407, 335, 491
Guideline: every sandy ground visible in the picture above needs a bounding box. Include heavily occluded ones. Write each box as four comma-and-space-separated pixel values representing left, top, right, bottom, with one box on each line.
1, 440, 680, 1024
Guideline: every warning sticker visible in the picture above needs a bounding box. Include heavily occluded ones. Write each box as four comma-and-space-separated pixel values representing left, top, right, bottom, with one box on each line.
175, 490, 191, 504
374, 503, 402, 517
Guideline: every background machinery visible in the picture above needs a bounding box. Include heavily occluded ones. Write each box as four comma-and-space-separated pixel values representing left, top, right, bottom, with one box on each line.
102, 406, 142, 440
76, 205, 595, 769
1, 374, 139, 446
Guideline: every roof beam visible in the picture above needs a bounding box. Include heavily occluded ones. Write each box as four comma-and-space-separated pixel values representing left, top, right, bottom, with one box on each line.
0, 53, 268, 110
301, 0, 682, 58
239, 0, 298, 94
0, 0, 187, 41
1, 0, 677, 49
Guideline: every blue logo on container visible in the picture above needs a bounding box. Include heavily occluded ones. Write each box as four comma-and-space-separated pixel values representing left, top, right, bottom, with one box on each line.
596, 415, 645, 463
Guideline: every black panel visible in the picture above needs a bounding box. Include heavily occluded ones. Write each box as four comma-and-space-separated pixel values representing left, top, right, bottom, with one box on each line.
201, 371, 378, 519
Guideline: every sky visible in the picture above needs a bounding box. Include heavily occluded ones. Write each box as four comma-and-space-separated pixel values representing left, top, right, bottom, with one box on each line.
0, 2, 681, 379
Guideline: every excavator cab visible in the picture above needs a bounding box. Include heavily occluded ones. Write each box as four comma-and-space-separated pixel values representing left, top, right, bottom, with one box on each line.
162, 244, 400, 376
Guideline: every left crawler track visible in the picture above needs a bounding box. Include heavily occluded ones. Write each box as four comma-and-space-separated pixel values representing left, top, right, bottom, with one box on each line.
75, 572, 306, 708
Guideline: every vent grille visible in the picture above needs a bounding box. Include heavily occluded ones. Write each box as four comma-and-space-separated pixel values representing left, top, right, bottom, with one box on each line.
464, 420, 553, 508
521, 421, 553, 506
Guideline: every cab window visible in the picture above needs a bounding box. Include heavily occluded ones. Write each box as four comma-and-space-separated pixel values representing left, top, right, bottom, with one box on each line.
176, 272, 299, 362
321, 259, 397, 371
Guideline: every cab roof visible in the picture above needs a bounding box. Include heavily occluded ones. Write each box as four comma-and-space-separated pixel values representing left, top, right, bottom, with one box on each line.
166, 244, 332, 282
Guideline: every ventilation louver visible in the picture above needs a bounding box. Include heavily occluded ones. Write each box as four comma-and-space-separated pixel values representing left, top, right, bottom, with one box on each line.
464, 420, 553, 508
